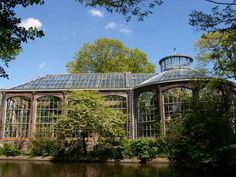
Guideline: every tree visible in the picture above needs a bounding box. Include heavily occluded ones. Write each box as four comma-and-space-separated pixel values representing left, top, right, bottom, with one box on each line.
190, 1, 236, 33
67, 38, 156, 73
195, 29, 236, 79
55, 90, 126, 155
167, 86, 236, 173
77, 0, 163, 21
0, 0, 44, 77
189, 0, 236, 79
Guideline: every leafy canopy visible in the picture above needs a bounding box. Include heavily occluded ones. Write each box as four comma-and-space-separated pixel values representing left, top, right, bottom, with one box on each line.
67, 38, 156, 73
55, 90, 126, 139
190, 0, 236, 80
77, 0, 163, 21
196, 29, 236, 79
0, 0, 44, 77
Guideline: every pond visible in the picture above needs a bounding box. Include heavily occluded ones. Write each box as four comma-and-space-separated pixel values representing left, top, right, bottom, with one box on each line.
0, 160, 196, 177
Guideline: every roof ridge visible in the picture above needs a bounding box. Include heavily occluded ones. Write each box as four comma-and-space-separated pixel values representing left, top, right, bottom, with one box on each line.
44, 73, 156, 76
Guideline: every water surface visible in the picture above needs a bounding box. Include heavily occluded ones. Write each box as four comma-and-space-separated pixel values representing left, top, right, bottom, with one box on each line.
0, 160, 194, 177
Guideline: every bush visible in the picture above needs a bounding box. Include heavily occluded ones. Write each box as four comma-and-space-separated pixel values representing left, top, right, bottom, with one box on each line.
30, 137, 58, 157
0, 143, 21, 156
154, 137, 169, 157
114, 139, 133, 160
89, 142, 114, 161
130, 138, 158, 163
168, 110, 236, 173
52, 138, 84, 161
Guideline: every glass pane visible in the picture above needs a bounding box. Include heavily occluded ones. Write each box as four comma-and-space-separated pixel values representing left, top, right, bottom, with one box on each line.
137, 91, 160, 137
4, 97, 31, 138
36, 96, 61, 137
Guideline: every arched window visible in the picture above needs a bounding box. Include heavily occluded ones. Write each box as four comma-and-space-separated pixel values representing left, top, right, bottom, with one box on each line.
199, 87, 236, 133
104, 95, 127, 113
198, 87, 224, 112
137, 91, 159, 137
163, 87, 192, 121
4, 97, 31, 138
104, 95, 128, 135
36, 96, 61, 137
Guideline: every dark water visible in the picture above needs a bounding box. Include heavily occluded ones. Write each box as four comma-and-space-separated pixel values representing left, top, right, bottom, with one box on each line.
0, 160, 195, 177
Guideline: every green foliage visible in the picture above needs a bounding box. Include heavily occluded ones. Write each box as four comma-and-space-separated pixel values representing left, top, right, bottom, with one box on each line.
0, 0, 44, 76
87, 138, 164, 162
129, 138, 158, 163
195, 29, 236, 79
30, 137, 58, 157
190, 1, 236, 80
189, 2, 236, 33
31, 137, 86, 161
55, 90, 126, 138
55, 90, 126, 156
114, 139, 134, 160
52, 139, 84, 161
154, 137, 169, 157
66, 38, 155, 73
77, 0, 163, 21
89, 142, 115, 161
167, 91, 236, 173
0, 143, 21, 156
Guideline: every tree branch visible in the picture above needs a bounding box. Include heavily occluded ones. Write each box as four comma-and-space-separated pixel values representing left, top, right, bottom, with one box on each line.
205, 0, 236, 6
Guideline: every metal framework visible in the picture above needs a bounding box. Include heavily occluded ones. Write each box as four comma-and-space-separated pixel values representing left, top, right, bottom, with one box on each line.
137, 91, 159, 137
4, 97, 31, 138
36, 96, 61, 137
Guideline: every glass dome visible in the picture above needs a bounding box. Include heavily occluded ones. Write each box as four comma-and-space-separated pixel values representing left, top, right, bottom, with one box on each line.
137, 55, 207, 88
159, 54, 193, 72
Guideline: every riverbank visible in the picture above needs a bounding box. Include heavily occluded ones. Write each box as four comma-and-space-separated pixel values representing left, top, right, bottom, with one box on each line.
0, 156, 52, 161
0, 155, 169, 164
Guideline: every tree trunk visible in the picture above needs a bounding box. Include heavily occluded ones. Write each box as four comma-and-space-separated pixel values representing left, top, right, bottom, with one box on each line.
82, 135, 87, 156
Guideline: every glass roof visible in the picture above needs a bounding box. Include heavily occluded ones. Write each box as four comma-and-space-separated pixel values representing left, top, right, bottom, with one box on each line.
138, 68, 208, 87
10, 73, 155, 90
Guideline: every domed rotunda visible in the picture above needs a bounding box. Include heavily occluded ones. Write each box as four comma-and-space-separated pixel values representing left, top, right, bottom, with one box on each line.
134, 54, 235, 137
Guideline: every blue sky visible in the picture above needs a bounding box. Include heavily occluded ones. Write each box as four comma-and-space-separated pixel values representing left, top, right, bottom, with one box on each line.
0, 0, 214, 88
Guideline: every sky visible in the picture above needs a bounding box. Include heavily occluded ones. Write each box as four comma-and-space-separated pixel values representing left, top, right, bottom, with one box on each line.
0, 0, 215, 89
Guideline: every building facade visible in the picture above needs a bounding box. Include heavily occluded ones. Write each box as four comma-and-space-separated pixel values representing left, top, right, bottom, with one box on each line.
0, 55, 235, 141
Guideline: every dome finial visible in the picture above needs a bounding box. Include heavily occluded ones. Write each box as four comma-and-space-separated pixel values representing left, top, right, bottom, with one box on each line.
173, 48, 177, 55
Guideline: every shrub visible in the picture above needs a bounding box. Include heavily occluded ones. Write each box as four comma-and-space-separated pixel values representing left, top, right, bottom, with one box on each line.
52, 138, 84, 161
114, 139, 133, 160
168, 110, 236, 173
30, 137, 58, 157
130, 138, 158, 163
89, 142, 114, 161
154, 137, 169, 157
0, 143, 21, 156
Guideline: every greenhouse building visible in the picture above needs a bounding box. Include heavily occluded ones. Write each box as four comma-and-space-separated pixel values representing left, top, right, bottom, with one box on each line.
0, 54, 235, 141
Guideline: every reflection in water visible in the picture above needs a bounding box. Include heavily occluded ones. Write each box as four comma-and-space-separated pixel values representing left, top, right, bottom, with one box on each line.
0, 161, 191, 177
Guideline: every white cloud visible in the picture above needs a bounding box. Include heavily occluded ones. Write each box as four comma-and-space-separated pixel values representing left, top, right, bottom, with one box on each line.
18, 18, 42, 30
105, 22, 118, 30
89, 9, 104, 17
120, 27, 132, 34
38, 62, 46, 69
